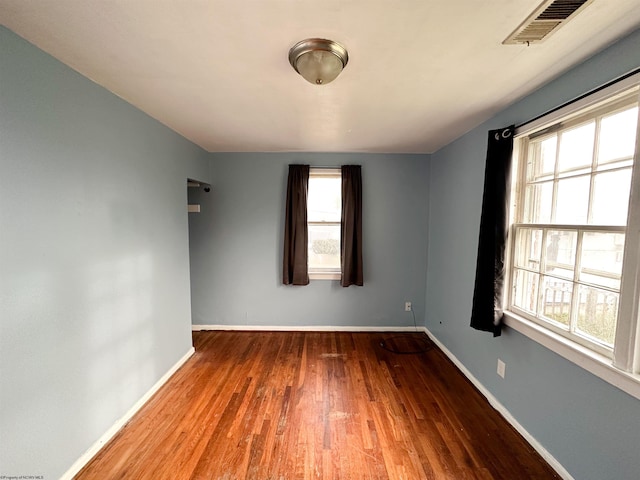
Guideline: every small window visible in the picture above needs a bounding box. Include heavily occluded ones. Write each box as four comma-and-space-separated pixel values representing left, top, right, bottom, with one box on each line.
508, 87, 639, 357
307, 168, 341, 280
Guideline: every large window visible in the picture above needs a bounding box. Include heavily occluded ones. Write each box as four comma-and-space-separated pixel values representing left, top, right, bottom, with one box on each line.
507, 82, 640, 379
307, 168, 341, 279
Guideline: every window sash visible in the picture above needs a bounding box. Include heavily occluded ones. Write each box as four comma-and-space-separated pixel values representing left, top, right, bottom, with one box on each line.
308, 220, 341, 275
507, 79, 640, 374
509, 223, 624, 356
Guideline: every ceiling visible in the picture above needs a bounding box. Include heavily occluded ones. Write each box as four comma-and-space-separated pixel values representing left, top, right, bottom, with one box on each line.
2, 1, 640, 154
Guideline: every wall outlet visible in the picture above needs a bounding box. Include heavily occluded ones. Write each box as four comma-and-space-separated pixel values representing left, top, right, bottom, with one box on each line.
405, 302, 412, 311
497, 359, 506, 379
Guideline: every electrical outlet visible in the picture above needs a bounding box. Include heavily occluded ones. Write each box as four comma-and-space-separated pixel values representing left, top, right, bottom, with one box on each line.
405, 302, 412, 312
497, 359, 506, 379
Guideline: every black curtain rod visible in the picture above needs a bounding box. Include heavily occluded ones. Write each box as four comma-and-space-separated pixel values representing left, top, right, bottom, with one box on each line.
516, 66, 640, 130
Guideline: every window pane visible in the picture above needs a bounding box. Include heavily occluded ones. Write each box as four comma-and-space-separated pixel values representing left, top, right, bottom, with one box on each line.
308, 176, 341, 222
576, 285, 618, 347
527, 136, 557, 180
579, 232, 624, 290
544, 230, 576, 279
598, 106, 638, 164
512, 269, 539, 315
308, 225, 340, 270
557, 122, 595, 172
514, 228, 542, 271
523, 181, 552, 223
555, 176, 590, 224
540, 276, 572, 327
591, 169, 631, 225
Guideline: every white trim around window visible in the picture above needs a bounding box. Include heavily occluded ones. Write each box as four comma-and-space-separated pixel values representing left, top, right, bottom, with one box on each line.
506, 71, 640, 401
308, 167, 342, 281
503, 311, 640, 400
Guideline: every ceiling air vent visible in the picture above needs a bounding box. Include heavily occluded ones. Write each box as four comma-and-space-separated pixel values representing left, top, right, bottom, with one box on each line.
503, 0, 594, 45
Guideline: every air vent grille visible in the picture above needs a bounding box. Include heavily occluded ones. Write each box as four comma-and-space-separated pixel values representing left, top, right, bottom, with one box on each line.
514, 22, 562, 43
504, 0, 593, 45
537, 0, 587, 19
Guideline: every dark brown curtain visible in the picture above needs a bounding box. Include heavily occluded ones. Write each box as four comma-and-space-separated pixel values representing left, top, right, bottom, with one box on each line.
470, 126, 515, 336
341, 165, 363, 287
283, 164, 310, 285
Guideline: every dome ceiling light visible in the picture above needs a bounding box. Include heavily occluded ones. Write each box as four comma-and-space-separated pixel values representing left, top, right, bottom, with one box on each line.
288, 38, 349, 85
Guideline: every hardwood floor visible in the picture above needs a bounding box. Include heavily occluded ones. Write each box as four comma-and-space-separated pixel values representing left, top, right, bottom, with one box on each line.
75, 332, 559, 479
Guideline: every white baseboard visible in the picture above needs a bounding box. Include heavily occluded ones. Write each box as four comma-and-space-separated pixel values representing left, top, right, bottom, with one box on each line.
423, 328, 573, 480
60, 347, 195, 480
192, 324, 428, 332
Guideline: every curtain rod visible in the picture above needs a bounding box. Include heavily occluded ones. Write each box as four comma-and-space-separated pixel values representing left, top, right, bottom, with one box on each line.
516, 66, 640, 130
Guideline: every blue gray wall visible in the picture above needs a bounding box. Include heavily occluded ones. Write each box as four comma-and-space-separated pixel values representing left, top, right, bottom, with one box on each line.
426, 29, 640, 480
188, 153, 429, 328
0, 27, 209, 478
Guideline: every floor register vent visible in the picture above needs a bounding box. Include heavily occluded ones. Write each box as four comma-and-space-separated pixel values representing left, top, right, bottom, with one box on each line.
503, 0, 593, 45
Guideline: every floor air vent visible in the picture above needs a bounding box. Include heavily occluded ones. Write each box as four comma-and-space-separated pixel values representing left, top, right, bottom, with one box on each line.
503, 0, 594, 45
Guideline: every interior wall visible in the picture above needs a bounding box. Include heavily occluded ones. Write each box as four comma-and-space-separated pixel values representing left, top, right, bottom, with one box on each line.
425, 28, 640, 480
188, 152, 429, 328
0, 27, 209, 478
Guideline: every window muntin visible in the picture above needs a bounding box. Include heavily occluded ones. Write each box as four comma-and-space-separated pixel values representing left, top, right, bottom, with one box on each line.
509, 92, 639, 355
307, 168, 341, 278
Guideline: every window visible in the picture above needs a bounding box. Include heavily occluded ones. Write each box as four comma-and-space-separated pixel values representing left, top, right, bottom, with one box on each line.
307, 168, 341, 279
507, 79, 640, 392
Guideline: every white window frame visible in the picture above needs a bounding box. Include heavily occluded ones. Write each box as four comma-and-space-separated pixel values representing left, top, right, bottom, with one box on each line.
504, 72, 640, 400
308, 167, 342, 280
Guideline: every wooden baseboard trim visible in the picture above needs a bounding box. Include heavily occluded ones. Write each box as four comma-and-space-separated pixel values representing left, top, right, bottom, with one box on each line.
192, 324, 428, 332
423, 328, 573, 480
60, 347, 195, 480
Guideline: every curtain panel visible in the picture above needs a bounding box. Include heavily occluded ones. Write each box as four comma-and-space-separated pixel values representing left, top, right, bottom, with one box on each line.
470, 126, 515, 336
283, 164, 310, 285
341, 165, 363, 287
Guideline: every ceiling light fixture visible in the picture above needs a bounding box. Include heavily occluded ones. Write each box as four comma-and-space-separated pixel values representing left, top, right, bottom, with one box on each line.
288, 38, 349, 85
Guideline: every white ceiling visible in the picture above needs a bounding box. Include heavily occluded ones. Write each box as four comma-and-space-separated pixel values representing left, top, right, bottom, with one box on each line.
2, 1, 640, 153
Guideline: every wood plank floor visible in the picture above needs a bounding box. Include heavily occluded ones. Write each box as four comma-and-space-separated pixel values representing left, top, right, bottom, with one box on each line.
75, 332, 559, 479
